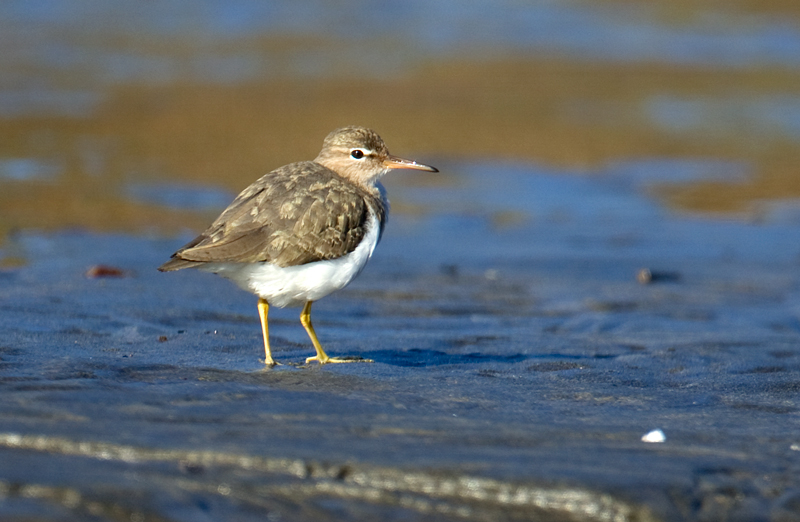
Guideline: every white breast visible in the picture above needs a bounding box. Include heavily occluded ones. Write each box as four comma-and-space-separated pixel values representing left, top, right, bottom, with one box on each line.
201, 209, 382, 308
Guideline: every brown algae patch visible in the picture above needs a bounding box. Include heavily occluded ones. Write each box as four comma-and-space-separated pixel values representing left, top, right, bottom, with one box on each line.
2, 55, 800, 241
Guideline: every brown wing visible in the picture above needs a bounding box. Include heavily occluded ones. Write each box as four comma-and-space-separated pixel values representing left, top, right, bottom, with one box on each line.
159, 162, 384, 271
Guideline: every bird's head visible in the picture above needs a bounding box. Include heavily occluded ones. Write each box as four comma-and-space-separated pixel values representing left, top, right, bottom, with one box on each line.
314, 126, 438, 188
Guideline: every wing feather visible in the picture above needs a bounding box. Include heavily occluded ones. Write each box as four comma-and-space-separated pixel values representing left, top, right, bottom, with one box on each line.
159, 161, 385, 270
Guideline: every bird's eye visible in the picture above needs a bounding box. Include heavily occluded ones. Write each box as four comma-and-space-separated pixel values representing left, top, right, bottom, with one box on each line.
350, 149, 365, 159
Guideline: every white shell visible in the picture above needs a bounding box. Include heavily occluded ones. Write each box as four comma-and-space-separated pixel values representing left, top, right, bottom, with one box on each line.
641, 429, 666, 443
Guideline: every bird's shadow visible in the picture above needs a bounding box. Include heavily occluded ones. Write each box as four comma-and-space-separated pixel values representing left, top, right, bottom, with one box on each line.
359, 348, 531, 367
351, 348, 619, 368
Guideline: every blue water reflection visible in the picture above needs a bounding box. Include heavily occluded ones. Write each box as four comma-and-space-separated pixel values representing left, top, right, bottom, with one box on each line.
648, 95, 800, 140
0, 158, 62, 181
2, 1, 800, 89
125, 183, 234, 211
383, 159, 800, 269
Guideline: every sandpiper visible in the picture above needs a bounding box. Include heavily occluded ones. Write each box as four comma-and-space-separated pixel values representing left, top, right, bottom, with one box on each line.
159, 126, 438, 365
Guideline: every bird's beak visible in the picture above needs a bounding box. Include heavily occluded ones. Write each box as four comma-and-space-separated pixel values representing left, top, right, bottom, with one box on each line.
383, 155, 438, 172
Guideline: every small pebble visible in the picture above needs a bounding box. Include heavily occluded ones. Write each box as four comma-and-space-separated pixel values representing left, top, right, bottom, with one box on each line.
637, 268, 680, 284
85, 265, 126, 278
440, 264, 459, 278
178, 460, 205, 475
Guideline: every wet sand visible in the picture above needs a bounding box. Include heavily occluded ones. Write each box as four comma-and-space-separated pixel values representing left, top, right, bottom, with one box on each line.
2, 166, 800, 520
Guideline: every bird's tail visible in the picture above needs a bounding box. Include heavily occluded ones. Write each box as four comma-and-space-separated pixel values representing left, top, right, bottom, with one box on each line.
157, 257, 202, 272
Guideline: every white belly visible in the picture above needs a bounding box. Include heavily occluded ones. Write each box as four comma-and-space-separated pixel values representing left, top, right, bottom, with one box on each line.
200, 211, 381, 308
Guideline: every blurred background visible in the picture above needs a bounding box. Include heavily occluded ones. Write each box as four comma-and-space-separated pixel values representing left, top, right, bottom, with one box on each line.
2, 0, 800, 254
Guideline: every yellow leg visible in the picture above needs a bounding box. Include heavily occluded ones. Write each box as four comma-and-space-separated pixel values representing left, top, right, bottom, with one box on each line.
300, 301, 373, 365
257, 298, 278, 366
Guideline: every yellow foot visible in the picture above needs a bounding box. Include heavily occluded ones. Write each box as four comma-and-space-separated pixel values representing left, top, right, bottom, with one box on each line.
263, 359, 282, 367
305, 355, 374, 365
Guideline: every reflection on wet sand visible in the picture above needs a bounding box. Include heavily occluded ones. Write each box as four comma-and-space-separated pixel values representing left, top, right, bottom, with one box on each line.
2, 57, 800, 244
0, 432, 653, 521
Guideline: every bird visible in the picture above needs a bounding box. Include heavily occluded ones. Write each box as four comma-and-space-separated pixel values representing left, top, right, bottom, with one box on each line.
158, 126, 438, 366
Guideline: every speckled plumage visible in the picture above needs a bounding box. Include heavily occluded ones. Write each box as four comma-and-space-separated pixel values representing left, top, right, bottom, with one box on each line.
158, 161, 386, 270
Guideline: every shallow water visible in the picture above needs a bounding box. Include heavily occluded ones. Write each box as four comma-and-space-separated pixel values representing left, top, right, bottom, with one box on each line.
3, 1, 800, 238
